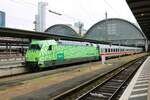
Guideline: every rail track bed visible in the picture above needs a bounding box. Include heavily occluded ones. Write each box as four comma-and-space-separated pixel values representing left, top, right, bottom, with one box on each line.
53, 56, 147, 100
0, 53, 147, 100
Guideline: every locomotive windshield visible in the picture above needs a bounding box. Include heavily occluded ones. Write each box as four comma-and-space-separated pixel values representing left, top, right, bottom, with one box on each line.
29, 44, 42, 50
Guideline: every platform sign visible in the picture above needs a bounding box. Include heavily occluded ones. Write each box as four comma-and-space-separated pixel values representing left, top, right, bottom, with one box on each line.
0, 11, 5, 27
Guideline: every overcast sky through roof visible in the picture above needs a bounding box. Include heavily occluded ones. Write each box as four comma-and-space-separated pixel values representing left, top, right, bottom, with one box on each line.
0, 0, 137, 30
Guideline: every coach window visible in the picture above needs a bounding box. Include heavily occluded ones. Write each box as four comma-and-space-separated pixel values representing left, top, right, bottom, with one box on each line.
105, 48, 107, 53
48, 45, 52, 50
108, 48, 109, 52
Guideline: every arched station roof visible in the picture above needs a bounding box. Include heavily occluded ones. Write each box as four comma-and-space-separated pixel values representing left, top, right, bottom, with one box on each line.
45, 24, 80, 38
84, 18, 146, 46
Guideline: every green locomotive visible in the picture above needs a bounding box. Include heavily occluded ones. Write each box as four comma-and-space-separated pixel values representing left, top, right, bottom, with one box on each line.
25, 40, 99, 71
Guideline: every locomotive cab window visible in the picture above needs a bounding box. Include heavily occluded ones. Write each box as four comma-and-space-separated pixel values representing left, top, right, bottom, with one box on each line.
29, 44, 42, 50
48, 45, 52, 50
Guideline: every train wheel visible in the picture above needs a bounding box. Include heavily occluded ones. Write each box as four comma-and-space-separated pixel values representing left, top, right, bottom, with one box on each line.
31, 64, 39, 72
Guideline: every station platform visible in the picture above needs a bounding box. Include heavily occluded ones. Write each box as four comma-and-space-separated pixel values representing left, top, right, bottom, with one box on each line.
120, 56, 150, 100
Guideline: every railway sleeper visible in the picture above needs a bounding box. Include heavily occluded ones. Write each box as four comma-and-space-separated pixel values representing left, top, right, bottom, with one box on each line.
115, 76, 128, 79
104, 82, 123, 85
89, 92, 112, 100
98, 89, 116, 93
102, 86, 120, 90
99, 90, 117, 94
82, 94, 107, 100
93, 89, 115, 93
91, 90, 115, 96
96, 88, 117, 93
84, 96, 105, 100
102, 85, 120, 89
101, 92, 113, 96
110, 79, 124, 83
100, 86, 119, 90
89, 92, 107, 98
83, 92, 113, 100
106, 82, 122, 86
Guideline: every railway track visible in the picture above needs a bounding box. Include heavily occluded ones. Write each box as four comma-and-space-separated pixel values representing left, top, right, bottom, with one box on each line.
53, 56, 147, 100
0, 61, 105, 89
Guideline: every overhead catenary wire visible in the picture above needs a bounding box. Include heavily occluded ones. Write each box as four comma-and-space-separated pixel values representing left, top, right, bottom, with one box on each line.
78, 0, 96, 22
103, 0, 122, 18
48, 9, 82, 23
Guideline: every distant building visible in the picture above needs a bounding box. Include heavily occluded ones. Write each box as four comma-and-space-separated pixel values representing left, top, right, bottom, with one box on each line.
73, 22, 86, 36
35, 2, 48, 32
0, 11, 5, 27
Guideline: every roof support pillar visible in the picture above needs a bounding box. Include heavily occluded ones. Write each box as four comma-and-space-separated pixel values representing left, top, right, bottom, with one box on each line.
145, 39, 148, 52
